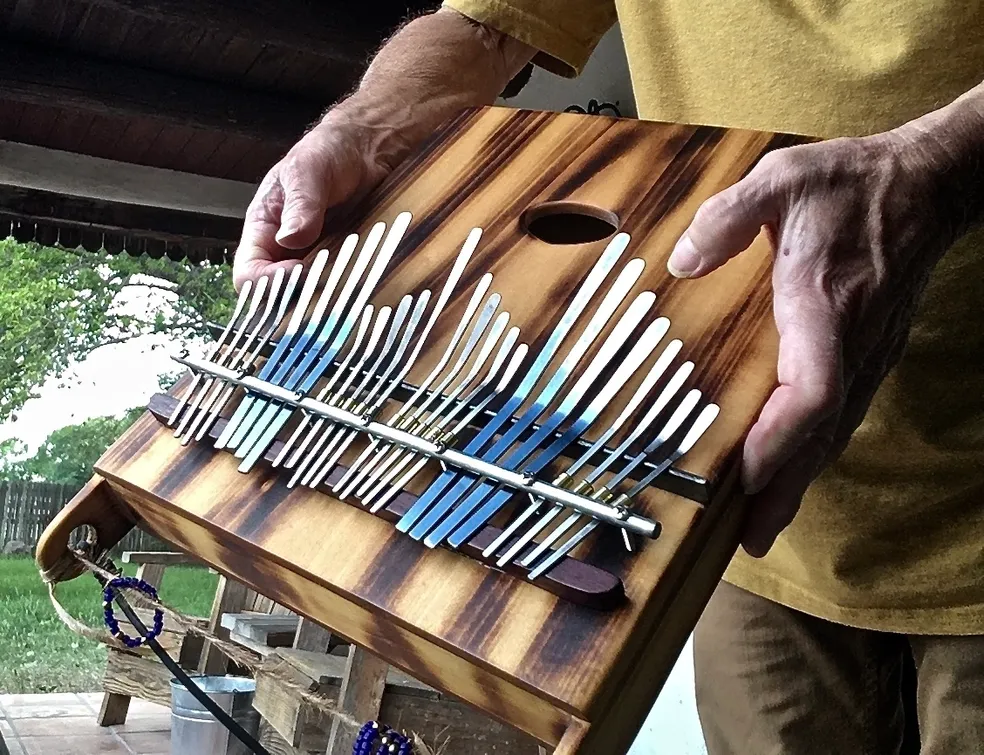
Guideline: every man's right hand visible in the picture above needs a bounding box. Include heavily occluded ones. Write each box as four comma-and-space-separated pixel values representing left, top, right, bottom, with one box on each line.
233, 118, 390, 290
232, 8, 535, 290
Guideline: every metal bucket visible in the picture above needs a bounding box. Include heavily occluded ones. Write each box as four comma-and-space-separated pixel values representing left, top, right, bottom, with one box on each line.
170, 676, 259, 755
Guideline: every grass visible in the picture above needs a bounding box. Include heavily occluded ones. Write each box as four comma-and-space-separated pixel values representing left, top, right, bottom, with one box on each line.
0, 555, 218, 693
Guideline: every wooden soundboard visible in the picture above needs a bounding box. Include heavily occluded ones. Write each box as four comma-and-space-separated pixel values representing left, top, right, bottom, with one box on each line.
38, 107, 803, 754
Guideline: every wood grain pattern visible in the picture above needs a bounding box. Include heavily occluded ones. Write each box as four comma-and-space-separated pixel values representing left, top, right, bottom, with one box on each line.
38, 107, 805, 753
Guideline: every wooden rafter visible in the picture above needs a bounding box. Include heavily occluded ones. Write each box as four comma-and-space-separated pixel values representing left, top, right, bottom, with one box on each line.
0, 41, 325, 142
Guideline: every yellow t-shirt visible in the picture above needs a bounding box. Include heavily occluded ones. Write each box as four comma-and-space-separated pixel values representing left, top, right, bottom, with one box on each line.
446, 0, 984, 634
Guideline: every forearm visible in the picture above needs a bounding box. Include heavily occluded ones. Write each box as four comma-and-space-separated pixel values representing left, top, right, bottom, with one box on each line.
321, 8, 535, 173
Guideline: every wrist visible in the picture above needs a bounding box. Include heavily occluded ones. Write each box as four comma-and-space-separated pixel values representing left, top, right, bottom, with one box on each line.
315, 96, 416, 177
889, 82, 984, 236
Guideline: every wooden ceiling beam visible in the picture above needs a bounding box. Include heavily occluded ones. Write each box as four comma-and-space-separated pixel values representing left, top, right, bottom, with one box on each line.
0, 184, 242, 246
0, 41, 325, 142
0, 140, 255, 218
77, 0, 438, 61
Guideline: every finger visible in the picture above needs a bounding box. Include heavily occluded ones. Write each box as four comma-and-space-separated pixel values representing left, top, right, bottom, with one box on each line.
741, 431, 831, 557
275, 158, 331, 250
234, 175, 286, 289
668, 158, 782, 278
743, 290, 844, 494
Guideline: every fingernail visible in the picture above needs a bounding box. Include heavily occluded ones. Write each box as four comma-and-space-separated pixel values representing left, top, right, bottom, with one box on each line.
276, 220, 300, 242
668, 236, 701, 278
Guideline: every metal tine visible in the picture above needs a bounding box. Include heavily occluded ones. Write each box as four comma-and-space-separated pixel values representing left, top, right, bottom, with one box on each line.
333, 288, 502, 498
214, 246, 339, 449
299, 274, 496, 490
190, 266, 305, 443
303, 278, 495, 488
491, 353, 694, 566
364, 336, 529, 514
358, 323, 521, 509
524, 402, 720, 580
280, 305, 390, 487
167, 278, 254, 426
178, 268, 289, 442
345, 311, 512, 502
395, 235, 632, 536
431, 289, 658, 549
235, 213, 412, 471
274, 294, 414, 469
227, 220, 388, 456
189, 265, 302, 443
281, 291, 430, 475
407, 256, 646, 543
485, 331, 679, 562
221, 229, 370, 451
173, 274, 270, 437
303, 229, 484, 492
519, 388, 703, 571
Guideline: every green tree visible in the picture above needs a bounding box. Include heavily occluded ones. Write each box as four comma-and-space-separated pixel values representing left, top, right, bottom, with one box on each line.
0, 238, 235, 424
0, 408, 145, 489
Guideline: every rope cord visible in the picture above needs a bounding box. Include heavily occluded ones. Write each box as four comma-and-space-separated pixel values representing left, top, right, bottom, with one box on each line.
41, 548, 440, 754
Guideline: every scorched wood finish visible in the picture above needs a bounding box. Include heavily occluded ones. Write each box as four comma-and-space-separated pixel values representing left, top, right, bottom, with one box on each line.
38, 106, 806, 754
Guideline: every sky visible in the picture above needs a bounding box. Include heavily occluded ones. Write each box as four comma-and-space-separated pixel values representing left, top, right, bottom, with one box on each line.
0, 280, 206, 455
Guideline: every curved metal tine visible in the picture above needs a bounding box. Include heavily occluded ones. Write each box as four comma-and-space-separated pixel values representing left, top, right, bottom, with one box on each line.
433, 290, 658, 549
227, 222, 384, 456
175, 268, 286, 445
281, 294, 420, 473
215, 246, 336, 449
409, 257, 646, 544
283, 291, 430, 479
365, 339, 529, 514
491, 354, 693, 565
274, 295, 413, 469
518, 388, 703, 570
485, 329, 677, 562
168, 278, 254, 426
311, 229, 483, 492
301, 273, 495, 491
280, 305, 388, 487
191, 265, 304, 443
173, 275, 270, 437
525, 402, 720, 580
347, 311, 512, 503
396, 234, 631, 536
358, 324, 521, 509
334, 286, 501, 497
236, 214, 411, 471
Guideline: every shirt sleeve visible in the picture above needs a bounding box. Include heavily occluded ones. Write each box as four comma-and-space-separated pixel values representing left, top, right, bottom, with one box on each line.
442, 0, 618, 78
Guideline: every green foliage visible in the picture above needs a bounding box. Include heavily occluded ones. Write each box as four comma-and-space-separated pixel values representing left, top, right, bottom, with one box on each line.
0, 408, 145, 489
0, 238, 235, 424
0, 555, 218, 693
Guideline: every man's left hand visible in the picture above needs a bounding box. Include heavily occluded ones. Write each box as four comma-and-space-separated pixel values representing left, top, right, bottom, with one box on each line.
668, 105, 982, 556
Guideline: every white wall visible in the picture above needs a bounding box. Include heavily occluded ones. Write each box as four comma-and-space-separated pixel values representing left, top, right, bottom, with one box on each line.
498, 25, 637, 117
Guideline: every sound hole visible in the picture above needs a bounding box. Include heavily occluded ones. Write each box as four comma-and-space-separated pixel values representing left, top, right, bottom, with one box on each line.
523, 202, 620, 245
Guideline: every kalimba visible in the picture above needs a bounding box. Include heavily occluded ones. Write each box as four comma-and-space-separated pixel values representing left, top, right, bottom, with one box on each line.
38, 107, 803, 753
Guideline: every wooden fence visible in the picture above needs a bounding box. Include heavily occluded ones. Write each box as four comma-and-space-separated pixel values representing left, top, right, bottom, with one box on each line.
0, 480, 167, 552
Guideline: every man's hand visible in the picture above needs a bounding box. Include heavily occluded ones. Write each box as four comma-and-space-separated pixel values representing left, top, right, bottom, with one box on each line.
233, 9, 533, 290
669, 90, 984, 557
234, 120, 387, 290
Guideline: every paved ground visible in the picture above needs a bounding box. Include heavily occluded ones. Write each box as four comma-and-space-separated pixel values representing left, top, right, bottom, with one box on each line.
0, 693, 169, 755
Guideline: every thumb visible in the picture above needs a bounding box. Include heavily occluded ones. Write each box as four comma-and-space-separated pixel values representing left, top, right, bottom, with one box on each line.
668, 164, 781, 278
275, 162, 331, 250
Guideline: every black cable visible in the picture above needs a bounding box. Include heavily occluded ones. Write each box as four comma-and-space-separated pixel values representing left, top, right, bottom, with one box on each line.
94, 572, 271, 755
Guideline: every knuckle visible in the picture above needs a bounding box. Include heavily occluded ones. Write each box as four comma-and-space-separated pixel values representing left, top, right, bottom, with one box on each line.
693, 192, 732, 226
